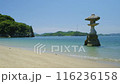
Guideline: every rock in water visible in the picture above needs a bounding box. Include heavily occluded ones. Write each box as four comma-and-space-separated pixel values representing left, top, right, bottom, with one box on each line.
84, 34, 100, 46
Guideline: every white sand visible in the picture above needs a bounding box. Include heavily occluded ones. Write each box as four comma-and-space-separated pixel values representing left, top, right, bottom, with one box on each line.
0, 45, 117, 68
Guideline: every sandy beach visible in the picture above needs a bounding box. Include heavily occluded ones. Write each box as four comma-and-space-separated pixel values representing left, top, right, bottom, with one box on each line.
0, 45, 118, 68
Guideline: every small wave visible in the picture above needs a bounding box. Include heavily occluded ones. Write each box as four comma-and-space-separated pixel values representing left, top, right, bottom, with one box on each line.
102, 58, 120, 62
68, 54, 120, 62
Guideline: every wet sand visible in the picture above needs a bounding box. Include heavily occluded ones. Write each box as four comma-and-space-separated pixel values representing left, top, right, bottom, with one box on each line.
0, 45, 117, 68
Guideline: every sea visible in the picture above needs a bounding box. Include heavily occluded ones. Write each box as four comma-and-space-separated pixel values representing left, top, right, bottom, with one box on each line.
0, 36, 120, 67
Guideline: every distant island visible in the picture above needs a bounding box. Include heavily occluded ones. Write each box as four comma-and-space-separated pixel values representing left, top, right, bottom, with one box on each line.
35, 31, 120, 36
36, 31, 88, 36
0, 14, 34, 37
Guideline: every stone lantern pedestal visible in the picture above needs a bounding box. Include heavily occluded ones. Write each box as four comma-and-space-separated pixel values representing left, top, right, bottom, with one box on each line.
84, 34, 100, 46
84, 14, 101, 46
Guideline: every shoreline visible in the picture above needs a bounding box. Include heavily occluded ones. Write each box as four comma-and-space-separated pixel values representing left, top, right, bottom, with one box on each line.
0, 45, 119, 68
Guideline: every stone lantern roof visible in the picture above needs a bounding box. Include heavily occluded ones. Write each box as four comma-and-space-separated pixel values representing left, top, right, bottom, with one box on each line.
85, 14, 100, 21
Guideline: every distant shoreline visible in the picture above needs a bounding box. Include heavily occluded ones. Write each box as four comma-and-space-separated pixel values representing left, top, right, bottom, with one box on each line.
35, 31, 120, 36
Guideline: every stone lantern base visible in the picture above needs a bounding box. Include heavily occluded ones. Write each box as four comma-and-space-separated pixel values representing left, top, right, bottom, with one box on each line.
84, 34, 100, 46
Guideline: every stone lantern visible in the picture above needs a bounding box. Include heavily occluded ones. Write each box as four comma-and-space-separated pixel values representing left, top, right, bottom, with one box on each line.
84, 14, 101, 46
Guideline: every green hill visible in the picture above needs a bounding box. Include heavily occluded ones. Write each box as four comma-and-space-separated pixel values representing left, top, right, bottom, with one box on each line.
0, 14, 34, 37
39, 31, 88, 36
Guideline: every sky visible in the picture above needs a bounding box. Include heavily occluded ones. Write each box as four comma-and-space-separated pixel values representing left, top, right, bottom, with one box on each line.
0, 0, 120, 34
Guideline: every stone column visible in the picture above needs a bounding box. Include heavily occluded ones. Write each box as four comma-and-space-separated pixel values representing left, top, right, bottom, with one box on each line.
90, 26, 96, 34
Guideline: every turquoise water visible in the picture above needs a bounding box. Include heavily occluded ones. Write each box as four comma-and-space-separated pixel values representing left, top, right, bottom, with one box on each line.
0, 36, 120, 66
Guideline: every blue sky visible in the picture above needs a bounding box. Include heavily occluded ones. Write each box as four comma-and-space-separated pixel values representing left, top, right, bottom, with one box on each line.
0, 0, 120, 34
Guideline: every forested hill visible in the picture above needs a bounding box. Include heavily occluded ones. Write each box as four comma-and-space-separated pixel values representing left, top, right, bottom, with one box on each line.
39, 31, 88, 36
0, 14, 34, 37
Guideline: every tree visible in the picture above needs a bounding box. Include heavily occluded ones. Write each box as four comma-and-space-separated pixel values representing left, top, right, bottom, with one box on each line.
0, 14, 34, 37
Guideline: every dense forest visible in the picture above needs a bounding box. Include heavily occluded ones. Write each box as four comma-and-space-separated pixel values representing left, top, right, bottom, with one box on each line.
39, 31, 88, 36
0, 14, 34, 37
